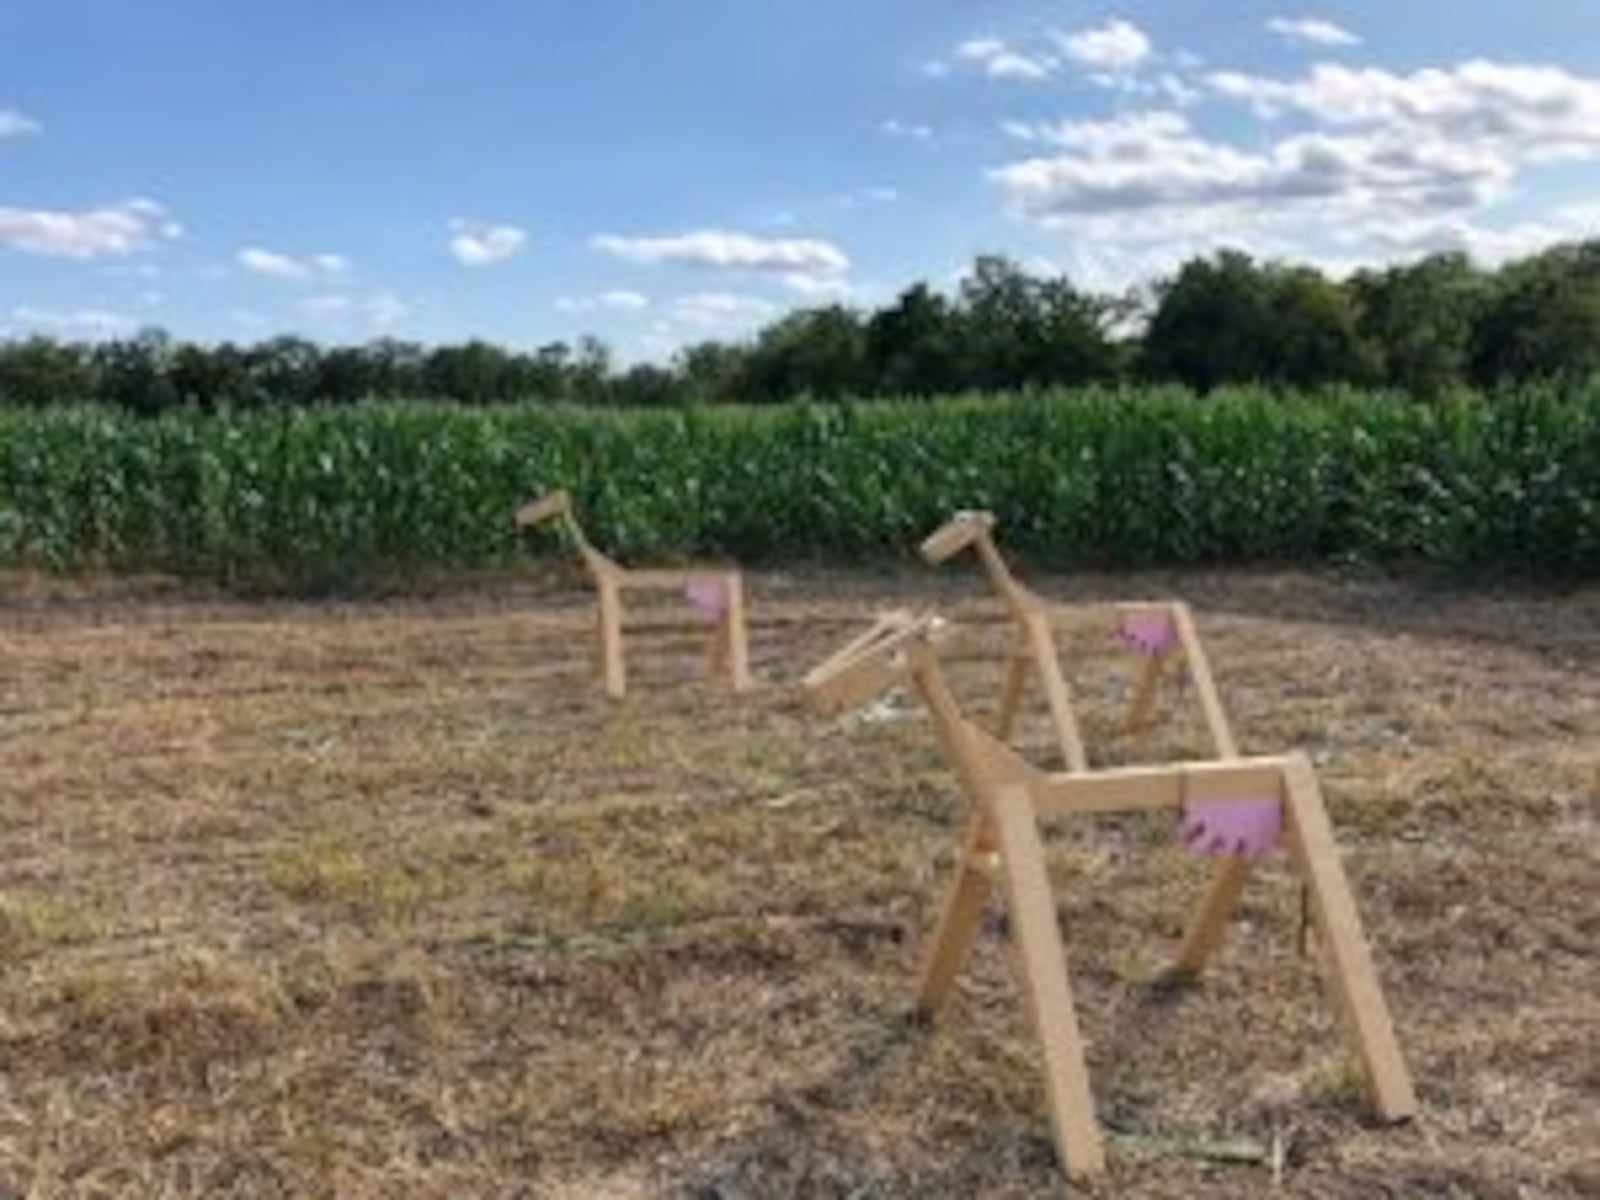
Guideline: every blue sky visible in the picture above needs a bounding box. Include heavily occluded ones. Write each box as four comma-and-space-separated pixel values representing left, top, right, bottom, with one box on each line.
3, 1, 1599, 359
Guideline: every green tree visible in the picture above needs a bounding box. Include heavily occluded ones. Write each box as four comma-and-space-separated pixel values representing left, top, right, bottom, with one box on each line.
865, 283, 960, 396
1350, 253, 1487, 396
741, 305, 868, 401
1472, 241, 1600, 385
0, 336, 95, 407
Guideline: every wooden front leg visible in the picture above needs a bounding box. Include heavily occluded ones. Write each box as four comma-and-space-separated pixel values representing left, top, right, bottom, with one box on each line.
597, 580, 626, 699
990, 784, 1106, 1180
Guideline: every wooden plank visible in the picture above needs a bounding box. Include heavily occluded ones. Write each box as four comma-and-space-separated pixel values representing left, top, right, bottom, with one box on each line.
1032, 758, 1290, 819
1171, 855, 1254, 979
916, 814, 996, 1015
1025, 612, 1089, 772
993, 627, 1032, 741
1170, 603, 1239, 758
972, 534, 1036, 617
514, 490, 571, 527
1123, 647, 1171, 754
919, 511, 994, 563
989, 784, 1107, 1180
722, 572, 752, 691
802, 614, 921, 710
1282, 756, 1417, 1121
619, 567, 714, 588
597, 580, 626, 699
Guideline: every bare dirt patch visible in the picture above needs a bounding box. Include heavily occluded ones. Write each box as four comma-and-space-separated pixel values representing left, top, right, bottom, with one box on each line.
1, 565, 1596, 1198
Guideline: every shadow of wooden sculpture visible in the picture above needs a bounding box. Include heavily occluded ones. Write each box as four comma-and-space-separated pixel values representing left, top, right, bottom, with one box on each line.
515, 489, 751, 699
920, 509, 1238, 772
803, 612, 1416, 1188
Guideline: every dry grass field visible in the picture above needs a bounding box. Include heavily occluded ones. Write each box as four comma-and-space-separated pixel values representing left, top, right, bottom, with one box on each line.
0, 564, 1595, 1198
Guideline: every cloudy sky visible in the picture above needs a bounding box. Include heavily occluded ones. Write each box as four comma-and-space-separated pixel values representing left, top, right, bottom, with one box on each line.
3, 1, 1599, 358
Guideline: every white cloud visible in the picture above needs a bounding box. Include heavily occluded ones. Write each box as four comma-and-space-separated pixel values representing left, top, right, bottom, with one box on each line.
7, 306, 136, 339
296, 293, 352, 319
363, 291, 409, 330
781, 272, 855, 298
988, 48, 1600, 293
1207, 60, 1600, 163
670, 292, 778, 328
1055, 19, 1152, 72
0, 199, 181, 258
1266, 17, 1361, 48
1339, 204, 1600, 267
832, 185, 899, 210
555, 290, 651, 314
634, 291, 784, 360
1002, 110, 1192, 151
448, 219, 527, 266
881, 118, 935, 142
0, 108, 41, 139
991, 110, 1508, 236
238, 247, 349, 281
293, 290, 410, 331
996, 54, 1600, 258
592, 229, 850, 276
956, 38, 1006, 62
954, 36, 1053, 81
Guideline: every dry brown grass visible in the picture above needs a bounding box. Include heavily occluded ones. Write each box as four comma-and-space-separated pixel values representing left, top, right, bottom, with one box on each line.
0, 564, 1596, 1198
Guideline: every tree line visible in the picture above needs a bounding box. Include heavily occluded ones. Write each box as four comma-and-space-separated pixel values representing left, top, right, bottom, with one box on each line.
3, 241, 1598, 411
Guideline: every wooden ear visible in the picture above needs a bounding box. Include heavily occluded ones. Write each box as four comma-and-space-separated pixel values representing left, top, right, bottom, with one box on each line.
801, 611, 920, 711
919, 510, 997, 563
515, 489, 571, 527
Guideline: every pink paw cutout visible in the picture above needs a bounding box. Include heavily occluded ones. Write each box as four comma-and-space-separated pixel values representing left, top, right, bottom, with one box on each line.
685, 578, 728, 622
1119, 610, 1178, 655
1180, 797, 1282, 857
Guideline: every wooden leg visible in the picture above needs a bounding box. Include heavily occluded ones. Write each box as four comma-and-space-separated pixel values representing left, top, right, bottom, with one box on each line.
598, 581, 626, 699
995, 629, 1032, 742
1170, 855, 1252, 979
990, 784, 1106, 1180
1171, 604, 1239, 759
916, 814, 996, 1016
1282, 756, 1417, 1121
1123, 650, 1171, 755
723, 573, 752, 692
709, 621, 728, 677
1026, 613, 1088, 773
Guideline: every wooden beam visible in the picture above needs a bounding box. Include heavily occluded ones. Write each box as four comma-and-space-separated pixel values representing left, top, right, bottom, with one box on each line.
1170, 855, 1254, 980
993, 626, 1032, 743
1171, 602, 1239, 758
597, 578, 626, 699
989, 783, 1106, 1180
1281, 756, 1417, 1121
1025, 611, 1088, 772
722, 572, 752, 691
916, 813, 997, 1016
1123, 646, 1172, 753
514, 489, 571, 527
919, 511, 995, 563
1030, 757, 1291, 819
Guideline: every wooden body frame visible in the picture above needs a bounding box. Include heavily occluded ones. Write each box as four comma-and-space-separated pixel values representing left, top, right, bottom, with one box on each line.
515, 490, 751, 699
920, 511, 1235, 769
804, 614, 1416, 1185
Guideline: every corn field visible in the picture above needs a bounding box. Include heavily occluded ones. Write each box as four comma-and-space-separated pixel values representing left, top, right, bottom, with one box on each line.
2, 386, 1598, 584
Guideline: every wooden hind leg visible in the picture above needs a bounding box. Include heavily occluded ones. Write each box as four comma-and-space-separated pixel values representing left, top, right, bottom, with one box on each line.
917, 814, 997, 1016
1282, 756, 1416, 1121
